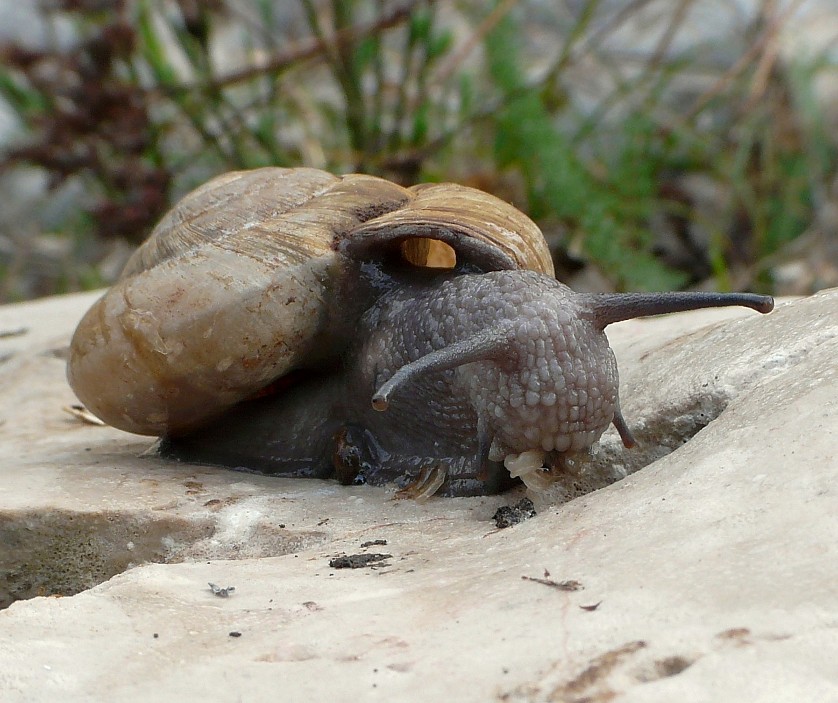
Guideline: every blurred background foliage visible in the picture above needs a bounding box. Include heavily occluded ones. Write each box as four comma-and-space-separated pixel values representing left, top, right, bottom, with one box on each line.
0, 0, 837, 302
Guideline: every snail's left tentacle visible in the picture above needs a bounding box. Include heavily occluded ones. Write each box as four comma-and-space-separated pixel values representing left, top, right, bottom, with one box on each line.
611, 401, 637, 448
580, 291, 775, 329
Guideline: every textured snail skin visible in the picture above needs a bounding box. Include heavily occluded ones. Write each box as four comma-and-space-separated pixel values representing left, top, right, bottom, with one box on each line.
162, 267, 774, 496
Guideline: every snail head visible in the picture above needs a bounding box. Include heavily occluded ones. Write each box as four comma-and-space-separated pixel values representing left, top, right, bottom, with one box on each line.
372, 271, 774, 462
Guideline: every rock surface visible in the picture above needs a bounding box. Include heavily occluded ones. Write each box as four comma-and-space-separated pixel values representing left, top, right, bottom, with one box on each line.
0, 288, 836, 702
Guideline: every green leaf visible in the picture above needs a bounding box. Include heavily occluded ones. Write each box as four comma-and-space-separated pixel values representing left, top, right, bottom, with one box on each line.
484, 10, 524, 93
409, 9, 432, 43
352, 36, 379, 73
427, 29, 454, 61
0, 69, 47, 117
136, 2, 179, 86
411, 101, 429, 146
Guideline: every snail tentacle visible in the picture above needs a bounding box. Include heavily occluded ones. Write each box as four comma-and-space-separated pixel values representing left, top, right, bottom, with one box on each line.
611, 402, 637, 448
581, 291, 775, 329
371, 325, 514, 411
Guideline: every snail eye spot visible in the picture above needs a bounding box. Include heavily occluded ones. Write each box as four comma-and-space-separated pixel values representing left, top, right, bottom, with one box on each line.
400, 239, 457, 269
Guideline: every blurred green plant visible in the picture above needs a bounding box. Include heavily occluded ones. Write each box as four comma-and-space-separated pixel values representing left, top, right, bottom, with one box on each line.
476, 0, 834, 291
0, 0, 835, 301
484, 7, 687, 290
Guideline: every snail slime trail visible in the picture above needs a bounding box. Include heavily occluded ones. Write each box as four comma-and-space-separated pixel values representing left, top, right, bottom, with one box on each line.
68, 167, 775, 498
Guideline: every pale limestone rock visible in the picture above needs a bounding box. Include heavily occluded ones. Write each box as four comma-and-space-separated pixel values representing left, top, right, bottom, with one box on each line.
0, 288, 836, 702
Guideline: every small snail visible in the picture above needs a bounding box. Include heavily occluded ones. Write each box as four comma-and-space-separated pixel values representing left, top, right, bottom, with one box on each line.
67, 167, 774, 497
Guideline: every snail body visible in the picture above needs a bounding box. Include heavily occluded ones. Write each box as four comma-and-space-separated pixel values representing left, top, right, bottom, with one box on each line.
68, 167, 774, 498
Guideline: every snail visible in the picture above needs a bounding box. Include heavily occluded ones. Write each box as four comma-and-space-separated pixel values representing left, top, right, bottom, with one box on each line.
67, 167, 774, 498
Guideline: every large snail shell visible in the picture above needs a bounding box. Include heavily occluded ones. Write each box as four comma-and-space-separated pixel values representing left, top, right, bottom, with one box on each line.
67, 167, 553, 436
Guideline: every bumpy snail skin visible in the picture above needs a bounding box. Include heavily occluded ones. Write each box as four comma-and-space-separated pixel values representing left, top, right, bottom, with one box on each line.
364, 271, 620, 461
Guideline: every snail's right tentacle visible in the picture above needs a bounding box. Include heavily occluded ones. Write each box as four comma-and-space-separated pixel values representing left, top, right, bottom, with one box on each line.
371, 325, 514, 411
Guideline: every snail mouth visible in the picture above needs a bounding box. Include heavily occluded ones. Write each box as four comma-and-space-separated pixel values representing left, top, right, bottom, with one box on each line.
514, 390, 732, 501
332, 425, 380, 486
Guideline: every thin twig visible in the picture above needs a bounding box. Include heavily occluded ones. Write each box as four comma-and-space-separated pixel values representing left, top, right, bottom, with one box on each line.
644, 0, 695, 72
743, 0, 784, 111
542, 0, 603, 86
430, 0, 521, 88
521, 575, 583, 591
388, 2, 419, 152
157, 1, 422, 95
680, 0, 806, 124
575, 0, 657, 60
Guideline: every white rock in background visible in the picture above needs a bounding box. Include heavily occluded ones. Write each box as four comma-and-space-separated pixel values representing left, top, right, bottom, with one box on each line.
0, 288, 836, 702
